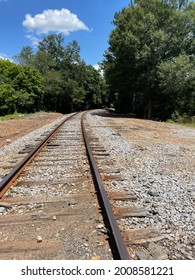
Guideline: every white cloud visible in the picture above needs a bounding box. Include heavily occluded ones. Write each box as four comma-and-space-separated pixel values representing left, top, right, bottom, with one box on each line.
93, 64, 100, 71
93, 64, 104, 76
26, 35, 40, 47
0, 53, 13, 62
23, 8, 89, 35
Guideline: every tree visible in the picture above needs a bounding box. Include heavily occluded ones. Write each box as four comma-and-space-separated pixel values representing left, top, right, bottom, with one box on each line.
43, 69, 64, 112
32, 34, 107, 113
0, 84, 16, 115
38, 34, 65, 69
0, 59, 18, 115
14, 46, 34, 66
157, 54, 195, 118
13, 66, 44, 112
63, 40, 81, 65
35, 35, 86, 112
103, 0, 195, 120
10, 33, 109, 115
161, 0, 189, 10
83, 65, 108, 109
0, 59, 44, 115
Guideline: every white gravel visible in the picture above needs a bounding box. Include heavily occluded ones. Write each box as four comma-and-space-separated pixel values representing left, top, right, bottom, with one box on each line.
0, 110, 194, 260
0, 115, 71, 181
87, 111, 195, 260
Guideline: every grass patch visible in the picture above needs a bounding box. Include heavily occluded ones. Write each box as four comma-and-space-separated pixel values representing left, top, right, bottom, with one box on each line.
167, 118, 195, 128
178, 121, 195, 128
0, 112, 31, 121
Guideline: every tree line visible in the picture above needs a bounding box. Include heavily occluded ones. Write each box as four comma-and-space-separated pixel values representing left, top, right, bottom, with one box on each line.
1, 0, 195, 121
0, 34, 108, 116
102, 0, 195, 120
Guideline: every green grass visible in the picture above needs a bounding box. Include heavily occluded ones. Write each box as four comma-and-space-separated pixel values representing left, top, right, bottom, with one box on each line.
0, 112, 31, 121
167, 118, 195, 128
179, 121, 195, 128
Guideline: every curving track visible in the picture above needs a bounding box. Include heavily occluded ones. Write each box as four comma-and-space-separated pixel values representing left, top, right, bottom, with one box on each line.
1, 110, 192, 260
0, 111, 129, 260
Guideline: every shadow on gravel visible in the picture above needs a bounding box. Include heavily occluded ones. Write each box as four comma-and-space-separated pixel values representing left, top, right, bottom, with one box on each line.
90, 109, 137, 119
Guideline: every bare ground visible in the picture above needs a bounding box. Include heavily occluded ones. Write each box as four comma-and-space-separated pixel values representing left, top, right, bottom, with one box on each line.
0, 112, 64, 148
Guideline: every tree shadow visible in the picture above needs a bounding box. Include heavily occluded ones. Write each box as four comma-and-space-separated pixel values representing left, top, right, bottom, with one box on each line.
90, 108, 137, 119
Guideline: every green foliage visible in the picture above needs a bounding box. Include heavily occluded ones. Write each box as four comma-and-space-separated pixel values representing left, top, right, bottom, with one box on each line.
103, 0, 195, 120
2, 34, 107, 116
0, 59, 44, 115
38, 34, 65, 69
157, 54, 195, 117
0, 83, 15, 115
33, 34, 100, 113
14, 46, 35, 66
43, 69, 63, 112
34, 34, 107, 113
83, 65, 108, 109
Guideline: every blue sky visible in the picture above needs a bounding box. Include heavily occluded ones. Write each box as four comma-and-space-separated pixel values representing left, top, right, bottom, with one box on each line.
0, 0, 130, 67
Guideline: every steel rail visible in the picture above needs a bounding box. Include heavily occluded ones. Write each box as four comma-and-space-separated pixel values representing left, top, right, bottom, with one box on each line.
0, 113, 77, 198
81, 111, 130, 260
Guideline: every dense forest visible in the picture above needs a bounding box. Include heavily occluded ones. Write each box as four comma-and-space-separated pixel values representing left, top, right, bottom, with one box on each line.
103, 0, 195, 120
1, 0, 195, 121
0, 35, 108, 116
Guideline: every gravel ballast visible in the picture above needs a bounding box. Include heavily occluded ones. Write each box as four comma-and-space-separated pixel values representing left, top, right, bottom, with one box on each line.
86, 110, 195, 260
0, 110, 194, 260
0, 115, 71, 180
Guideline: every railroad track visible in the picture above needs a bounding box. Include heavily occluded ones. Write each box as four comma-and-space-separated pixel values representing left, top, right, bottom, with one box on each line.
0, 111, 129, 260
83, 111, 169, 260
1, 110, 192, 260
